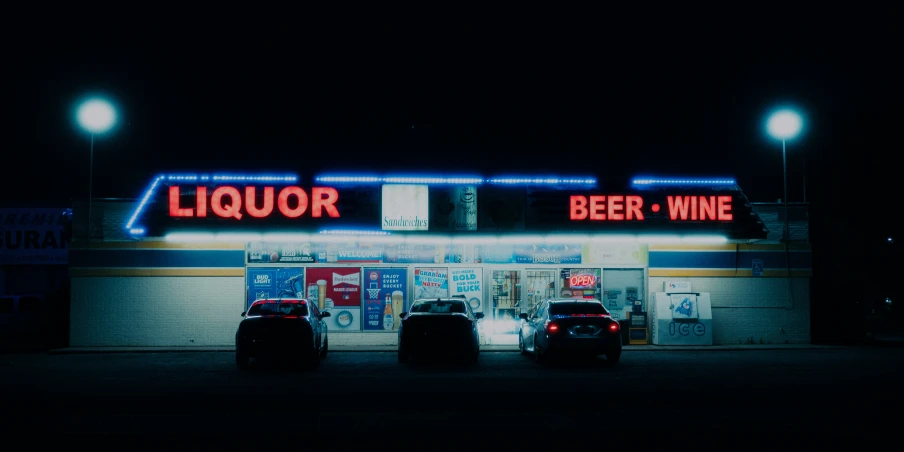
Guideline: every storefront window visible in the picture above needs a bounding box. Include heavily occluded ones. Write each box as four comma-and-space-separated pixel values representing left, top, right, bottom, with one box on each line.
305, 267, 362, 331
361, 268, 408, 332
559, 268, 601, 300
525, 270, 556, 314
602, 268, 645, 321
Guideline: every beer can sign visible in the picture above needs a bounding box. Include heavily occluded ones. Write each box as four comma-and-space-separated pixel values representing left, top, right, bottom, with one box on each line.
451, 186, 477, 231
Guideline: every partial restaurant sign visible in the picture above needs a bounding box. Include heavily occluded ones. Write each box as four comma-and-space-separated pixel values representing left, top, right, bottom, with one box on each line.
0, 208, 69, 265
381, 184, 429, 231
430, 185, 477, 231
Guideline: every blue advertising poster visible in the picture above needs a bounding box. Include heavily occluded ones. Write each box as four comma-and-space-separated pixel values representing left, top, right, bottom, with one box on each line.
513, 244, 582, 264
246, 267, 306, 309
361, 268, 408, 331
481, 244, 515, 264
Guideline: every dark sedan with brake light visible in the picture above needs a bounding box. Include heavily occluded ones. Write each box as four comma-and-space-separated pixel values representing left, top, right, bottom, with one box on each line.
397, 298, 484, 364
235, 298, 329, 369
518, 298, 622, 364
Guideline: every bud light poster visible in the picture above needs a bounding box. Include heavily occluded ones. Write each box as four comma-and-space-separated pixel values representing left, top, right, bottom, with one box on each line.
451, 267, 483, 313
245, 267, 305, 309
414, 267, 448, 299
361, 268, 408, 331
305, 267, 361, 331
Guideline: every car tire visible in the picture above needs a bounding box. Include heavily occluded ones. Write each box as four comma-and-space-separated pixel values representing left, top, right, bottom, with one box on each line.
606, 348, 621, 365
236, 351, 249, 369
320, 336, 329, 358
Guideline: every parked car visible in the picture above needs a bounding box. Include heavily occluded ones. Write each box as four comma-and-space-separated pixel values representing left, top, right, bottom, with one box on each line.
235, 298, 329, 369
397, 297, 484, 364
518, 298, 622, 364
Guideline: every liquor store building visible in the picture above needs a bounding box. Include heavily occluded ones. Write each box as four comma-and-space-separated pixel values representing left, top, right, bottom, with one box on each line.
68, 172, 812, 347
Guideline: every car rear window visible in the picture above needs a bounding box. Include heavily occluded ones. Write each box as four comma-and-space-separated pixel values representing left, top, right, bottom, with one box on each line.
549, 302, 609, 316
247, 301, 308, 316
411, 300, 466, 313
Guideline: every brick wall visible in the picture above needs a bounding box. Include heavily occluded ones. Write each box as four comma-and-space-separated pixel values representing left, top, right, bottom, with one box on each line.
70, 276, 243, 346
649, 277, 810, 344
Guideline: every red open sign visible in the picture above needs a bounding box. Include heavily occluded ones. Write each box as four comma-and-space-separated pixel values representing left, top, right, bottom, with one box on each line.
569, 274, 596, 288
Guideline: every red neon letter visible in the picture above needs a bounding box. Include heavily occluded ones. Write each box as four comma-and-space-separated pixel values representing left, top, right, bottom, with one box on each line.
278, 187, 309, 218
667, 196, 690, 220
570, 196, 588, 220
589, 195, 606, 220
699, 196, 716, 220
607, 195, 624, 220
211, 186, 243, 219
626, 196, 644, 220
311, 187, 340, 218
245, 187, 274, 218
717, 196, 733, 220
196, 186, 207, 217
169, 186, 193, 217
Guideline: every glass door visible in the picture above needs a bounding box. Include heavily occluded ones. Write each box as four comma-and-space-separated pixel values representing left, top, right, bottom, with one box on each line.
525, 269, 557, 314
490, 269, 522, 344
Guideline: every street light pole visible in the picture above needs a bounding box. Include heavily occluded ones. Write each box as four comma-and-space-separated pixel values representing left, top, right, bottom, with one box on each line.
88, 133, 94, 244
782, 138, 788, 242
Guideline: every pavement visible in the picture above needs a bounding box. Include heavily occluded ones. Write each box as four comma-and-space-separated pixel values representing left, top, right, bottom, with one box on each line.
44, 343, 847, 354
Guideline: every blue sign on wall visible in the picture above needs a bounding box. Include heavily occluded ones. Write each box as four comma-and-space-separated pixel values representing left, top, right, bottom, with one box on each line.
361, 268, 408, 331
246, 267, 305, 309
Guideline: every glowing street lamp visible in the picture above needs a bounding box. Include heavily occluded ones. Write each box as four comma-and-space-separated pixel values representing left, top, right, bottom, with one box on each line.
766, 108, 803, 242
76, 98, 117, 243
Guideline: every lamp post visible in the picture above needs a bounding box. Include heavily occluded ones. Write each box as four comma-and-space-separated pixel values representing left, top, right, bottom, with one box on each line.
76, 98, 116, 243
766, 109, 803, 242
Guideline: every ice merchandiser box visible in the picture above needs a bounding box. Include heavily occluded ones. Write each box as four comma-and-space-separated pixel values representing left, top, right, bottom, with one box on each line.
650, 281, 713, 345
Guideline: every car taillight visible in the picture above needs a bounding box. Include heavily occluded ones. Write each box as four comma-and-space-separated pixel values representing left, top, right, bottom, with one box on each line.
547, 321, 560, 333
609, 322, 620, 333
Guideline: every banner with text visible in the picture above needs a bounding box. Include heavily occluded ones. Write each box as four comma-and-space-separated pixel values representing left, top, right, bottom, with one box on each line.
246, 267, 305, 309
361, 268, 408, 331
414, 267, 448, 299
305, 267, 362, 331
451, 267, 483, 313
0, 208, 69, 265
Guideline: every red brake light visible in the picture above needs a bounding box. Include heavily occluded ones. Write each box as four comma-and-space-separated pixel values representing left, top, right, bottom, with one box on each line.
547, 322, 560, 333
570, 313, 609, 317
609, 322, 620, 332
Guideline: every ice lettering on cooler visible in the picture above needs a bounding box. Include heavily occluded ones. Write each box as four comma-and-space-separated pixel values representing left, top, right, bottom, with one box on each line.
383, 294, 394, 330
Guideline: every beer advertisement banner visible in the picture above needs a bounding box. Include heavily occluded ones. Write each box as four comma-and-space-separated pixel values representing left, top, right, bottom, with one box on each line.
0, 208, 69, 265
245, 267, 305, 309
361, 268, 408, 331
451, 267, 483, 313
305, 267, 362, 331
413, 267, 448, 299
247, 241, 317, 264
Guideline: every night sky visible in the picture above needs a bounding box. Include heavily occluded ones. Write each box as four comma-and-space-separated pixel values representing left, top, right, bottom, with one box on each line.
11, 30, 900, 232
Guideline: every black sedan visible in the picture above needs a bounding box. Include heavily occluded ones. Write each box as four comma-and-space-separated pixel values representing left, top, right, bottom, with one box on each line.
235, 298, 329, 369
397, 298, 484, 364
518, 298, 622, 364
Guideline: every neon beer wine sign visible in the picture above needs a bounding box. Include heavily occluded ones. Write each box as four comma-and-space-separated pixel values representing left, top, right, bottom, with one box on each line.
168, 185, 341, 219
569, 195, 732, 221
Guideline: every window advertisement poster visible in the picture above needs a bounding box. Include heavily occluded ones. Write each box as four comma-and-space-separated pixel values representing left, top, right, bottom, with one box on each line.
414, 267, 449, 299
361, 268, 408, 331
449, 243, 483, 263
513, 243, 582, 264
245, 267, 306, 309
247, 241, 318, 264
480, 244, 515, 264
451, 267, 483, 313
581, 243, 648, 266
305, 267, 362, 331
384, 243, 448, 264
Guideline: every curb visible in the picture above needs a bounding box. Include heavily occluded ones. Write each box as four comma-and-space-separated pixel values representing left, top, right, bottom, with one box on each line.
44, 345, 845, 354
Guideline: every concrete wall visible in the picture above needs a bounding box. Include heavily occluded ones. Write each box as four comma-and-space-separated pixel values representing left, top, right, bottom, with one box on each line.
70, 276, 243, 346
650, 277, 810, 345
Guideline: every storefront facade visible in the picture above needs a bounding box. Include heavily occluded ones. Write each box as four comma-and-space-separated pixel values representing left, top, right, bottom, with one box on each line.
68, 173, 812, 347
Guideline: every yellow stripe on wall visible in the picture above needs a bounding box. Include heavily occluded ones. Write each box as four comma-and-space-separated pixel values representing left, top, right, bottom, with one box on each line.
68, 241, 246, 250
649, 268, 812, 277
70, 267, 245, 277
649, 243, 811, 252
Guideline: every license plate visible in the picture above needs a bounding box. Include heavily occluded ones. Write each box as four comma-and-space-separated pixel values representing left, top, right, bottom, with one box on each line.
575, 326, 593, 335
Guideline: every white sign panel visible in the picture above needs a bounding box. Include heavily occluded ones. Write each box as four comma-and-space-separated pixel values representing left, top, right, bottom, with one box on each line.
382, 185, 429, 231
650, 292, 713, 345
451, 267, 483, 312
664, 280, 692, 293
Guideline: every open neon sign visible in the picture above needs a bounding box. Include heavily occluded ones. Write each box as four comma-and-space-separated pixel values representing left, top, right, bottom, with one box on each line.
569, 195, 732, 221
168, 186, 341, 220
569, 274, 596, 288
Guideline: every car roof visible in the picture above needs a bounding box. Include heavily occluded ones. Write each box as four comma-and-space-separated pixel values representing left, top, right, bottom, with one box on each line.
413, 298, 465, 302
252, 298, 308, 304
548, 298, 603, 304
